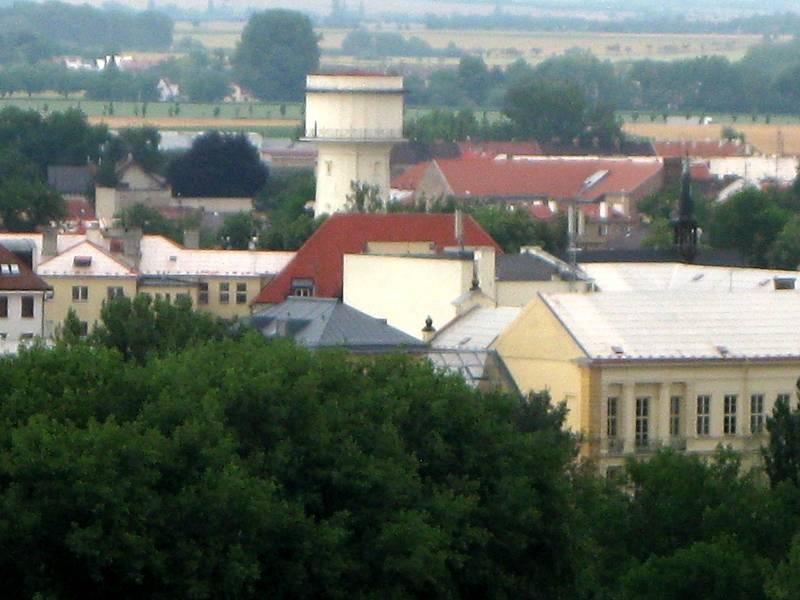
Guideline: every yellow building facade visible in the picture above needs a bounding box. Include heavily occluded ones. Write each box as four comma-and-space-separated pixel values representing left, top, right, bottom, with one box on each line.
494, 291, 800, 472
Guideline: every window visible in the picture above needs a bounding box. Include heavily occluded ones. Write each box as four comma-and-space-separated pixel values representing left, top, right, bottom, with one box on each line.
176, 293, 190, 303
198, 282, 209, 305
72, 286, 88, 302
697, 395, 710, 436
236, 282, 247, 305
20, 333, 34, 341
607, 396, 618, 438
0, 296, 6, 318
21, 296, 34, 319
751, 394, 765, 434
291, 278, 314, 297
777, 393, 792, 408
635, 397, 649, 448
670, 396, 682, 437
598, 225, 609, 237
219, 282, 229, 304
78, 320, 88, 337
724, 394, 737, 435
107, 286, 124, 300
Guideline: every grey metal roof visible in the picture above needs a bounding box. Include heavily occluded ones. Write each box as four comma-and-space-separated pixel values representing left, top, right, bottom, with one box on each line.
251, 297, 426, 351
496, 253, 559, 281
47, 166, 93, 195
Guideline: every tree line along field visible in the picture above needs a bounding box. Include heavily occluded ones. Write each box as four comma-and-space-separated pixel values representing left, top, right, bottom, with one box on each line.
0, 97, 302, 134
175, 20, 767, 66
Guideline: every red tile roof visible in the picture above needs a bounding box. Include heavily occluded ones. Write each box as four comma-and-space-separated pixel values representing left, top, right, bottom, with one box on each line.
391, 162, 431, 190
528, 203, 557, 220
434, 157, 663, 201
689, 162, 714, 182
253, 213, 501, 304
653, 140, 749, 158
458, 141, 543, 158
66, 199, 96, 221
0, 244, 50, 291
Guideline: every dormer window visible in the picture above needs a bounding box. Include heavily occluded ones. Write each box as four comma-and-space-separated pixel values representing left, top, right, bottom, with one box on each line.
73, 256, 92, 268
291, 278, 314, 297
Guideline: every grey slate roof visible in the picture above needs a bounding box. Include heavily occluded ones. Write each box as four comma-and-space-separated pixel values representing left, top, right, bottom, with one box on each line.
250, 297, 427, 352
496, 254, 559, 281
47, 166, 93, 195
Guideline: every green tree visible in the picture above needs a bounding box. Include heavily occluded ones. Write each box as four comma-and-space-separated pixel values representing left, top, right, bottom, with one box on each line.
233, 10, 320, 101
167, 131, 268, 198
468, 204, 557, 253
503, 78, 589, 142
620, 536, 767, 600
763, 390, 800, 488
642, 217, 674, 250
91, 294, 228, 363
0, 177, 65, 231
218, 212, 260, 249
345, 181, 383, 213
117, 203, 185, 243
767, 534, 800, 600
768, 215, 800, 269
709, 188, 790, 266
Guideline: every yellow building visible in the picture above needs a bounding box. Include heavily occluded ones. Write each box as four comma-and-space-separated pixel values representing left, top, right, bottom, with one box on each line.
37, 240, 138, 336
493, 289, 800, 473
2, 230, 295, 335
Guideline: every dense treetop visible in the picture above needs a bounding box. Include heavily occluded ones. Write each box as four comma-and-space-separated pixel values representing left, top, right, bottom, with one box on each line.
233, 9, 320, 101
1, 295, 800, 597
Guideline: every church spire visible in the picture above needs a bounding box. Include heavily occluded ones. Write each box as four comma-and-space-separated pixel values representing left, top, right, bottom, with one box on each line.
673, 155, 698, 263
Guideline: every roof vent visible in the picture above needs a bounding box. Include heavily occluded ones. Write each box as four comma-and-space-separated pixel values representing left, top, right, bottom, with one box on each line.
611, 345, 624, 356
169, 255, 178, 261
691, 273, 704, 282
73, 256, 92, 267
774, 276, 796, 290
716, 344, 730, 357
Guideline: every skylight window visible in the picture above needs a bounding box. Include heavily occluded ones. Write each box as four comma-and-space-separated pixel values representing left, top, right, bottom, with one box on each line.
9, 264, 18, 274
0, 264, 10, 274
611, 345, 625, 355
73, 256, 92, 268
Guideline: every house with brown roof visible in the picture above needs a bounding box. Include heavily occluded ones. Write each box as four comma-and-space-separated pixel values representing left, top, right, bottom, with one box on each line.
0, 244, 51, 353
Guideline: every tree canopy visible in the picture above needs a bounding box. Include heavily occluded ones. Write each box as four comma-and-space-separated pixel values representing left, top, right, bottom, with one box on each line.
167, 131, 268, 198
233, 10, 320, 101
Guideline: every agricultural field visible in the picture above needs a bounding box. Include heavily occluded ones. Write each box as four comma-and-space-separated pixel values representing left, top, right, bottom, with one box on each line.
174, 20, 767, 66
624, 120, 800, 156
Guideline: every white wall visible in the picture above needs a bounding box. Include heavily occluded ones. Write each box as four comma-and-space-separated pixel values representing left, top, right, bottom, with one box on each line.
315, 142, 394, 215
343, 253, 473, 338
0, 291, 44, 352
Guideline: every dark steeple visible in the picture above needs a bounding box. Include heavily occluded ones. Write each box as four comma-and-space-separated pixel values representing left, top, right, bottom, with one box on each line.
673, 156, 698, 263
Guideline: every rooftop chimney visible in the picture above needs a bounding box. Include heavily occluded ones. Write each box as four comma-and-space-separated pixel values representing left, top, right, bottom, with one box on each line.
183, 228, 200, 250
42, 226, 58, 258
123, 227, 142, 269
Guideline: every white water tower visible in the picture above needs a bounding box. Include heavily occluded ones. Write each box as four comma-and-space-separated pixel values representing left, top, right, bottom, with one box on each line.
303, 72, 406, 216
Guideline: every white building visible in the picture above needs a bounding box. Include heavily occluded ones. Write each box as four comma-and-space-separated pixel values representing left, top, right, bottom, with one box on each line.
0, 244, 50, 354
302, 73, 406, 216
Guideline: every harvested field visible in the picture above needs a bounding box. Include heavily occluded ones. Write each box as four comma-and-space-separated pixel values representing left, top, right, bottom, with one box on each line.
624, 122, 800, 156
175, 20, 765, 65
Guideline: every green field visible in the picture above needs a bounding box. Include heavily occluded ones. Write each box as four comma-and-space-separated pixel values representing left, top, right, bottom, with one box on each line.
0, 97, 304, 121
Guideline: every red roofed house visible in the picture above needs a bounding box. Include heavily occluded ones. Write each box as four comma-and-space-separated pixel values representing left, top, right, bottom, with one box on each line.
253, 213, 501, 307
0, 243, 51, 353
411, 156, 664, 249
